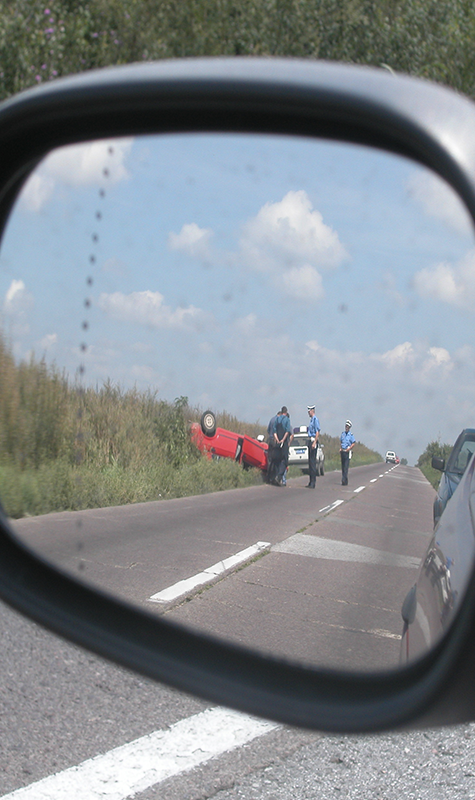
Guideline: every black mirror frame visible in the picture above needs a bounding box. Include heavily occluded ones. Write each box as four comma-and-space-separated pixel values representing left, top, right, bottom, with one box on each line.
1, 57, 475, 732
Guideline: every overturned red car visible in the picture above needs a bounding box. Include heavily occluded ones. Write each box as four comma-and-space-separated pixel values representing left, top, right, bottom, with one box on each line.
191, 411, 268, 471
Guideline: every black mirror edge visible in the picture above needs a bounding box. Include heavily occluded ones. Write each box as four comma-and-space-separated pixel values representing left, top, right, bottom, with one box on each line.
1, 57, 475, 732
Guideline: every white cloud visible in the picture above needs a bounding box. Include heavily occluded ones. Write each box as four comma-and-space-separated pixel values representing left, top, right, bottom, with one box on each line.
379, 341, 414, 368
38, 333, 57, 351
281, 264, 324, 301
20, 138, 133, 211
166, 191, 346, 303
168, 223, 213, 259
234, 314, 258, 335
131, 364, 155, 381
408, 171, 473, 235
20, 172, 56, 213
240, 190, 348, 275
2, 279, 34, 336
98, 290, 209, 331
413, 250, 475, 308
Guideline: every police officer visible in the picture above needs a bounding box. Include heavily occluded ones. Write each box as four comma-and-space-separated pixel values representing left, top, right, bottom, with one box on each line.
266, 410, 280, 483
272, 406, 292, 486
340, 419, 356, 485
306, 404, 321, 488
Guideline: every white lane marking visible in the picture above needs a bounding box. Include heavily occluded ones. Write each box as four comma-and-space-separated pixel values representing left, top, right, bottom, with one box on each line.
149, 541, 271, 604
319, 499, 344, 513
353, 485, 365, 493
321, 619, 401, 641
379, 474, 384, 478
1, 707, 278, 800
368, 628, 401, 640
370, 478, 378, 483
273, 533, 420, 569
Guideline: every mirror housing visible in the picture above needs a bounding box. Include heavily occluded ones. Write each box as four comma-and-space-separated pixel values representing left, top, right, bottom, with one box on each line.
432, 456, 445, 472
2, 58, 475, 732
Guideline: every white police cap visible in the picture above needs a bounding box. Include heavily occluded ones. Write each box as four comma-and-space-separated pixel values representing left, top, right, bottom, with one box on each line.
346, 419, 352, 427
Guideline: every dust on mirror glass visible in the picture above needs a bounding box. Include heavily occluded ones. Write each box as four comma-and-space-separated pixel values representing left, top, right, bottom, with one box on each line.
0, 132, 474, 672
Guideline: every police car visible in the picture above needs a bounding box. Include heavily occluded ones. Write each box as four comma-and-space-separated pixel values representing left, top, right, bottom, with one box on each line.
288, 426, 324, 475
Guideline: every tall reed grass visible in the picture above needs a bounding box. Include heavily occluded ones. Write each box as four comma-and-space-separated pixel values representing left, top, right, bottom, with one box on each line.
0, 335, 265, 518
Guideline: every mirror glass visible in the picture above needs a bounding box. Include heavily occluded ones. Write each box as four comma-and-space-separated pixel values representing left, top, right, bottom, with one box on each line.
1, 132, 474, 672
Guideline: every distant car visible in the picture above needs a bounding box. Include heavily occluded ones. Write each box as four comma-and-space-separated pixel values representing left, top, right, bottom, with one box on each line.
385, 451, 397, 463
191, 411, 268, 472
431, 428, 475, 526
288, 426, 324, 476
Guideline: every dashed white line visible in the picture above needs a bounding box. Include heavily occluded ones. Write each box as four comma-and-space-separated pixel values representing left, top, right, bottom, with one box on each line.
149, 541, 271, 604
353, 486, 365, 493
0, 707, 278, 800
319, 499, 344, 513
370, 478, 378, 483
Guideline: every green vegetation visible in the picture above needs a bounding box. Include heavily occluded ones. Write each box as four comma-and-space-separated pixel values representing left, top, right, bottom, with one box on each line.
1, 1, 475, 102
0, 335, 264, 518
0, 330, 381, 518
417, 439, 452, 489
319, 432, 382, 470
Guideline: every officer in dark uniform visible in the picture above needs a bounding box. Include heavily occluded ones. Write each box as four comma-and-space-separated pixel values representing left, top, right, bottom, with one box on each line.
272, 406, 292, 486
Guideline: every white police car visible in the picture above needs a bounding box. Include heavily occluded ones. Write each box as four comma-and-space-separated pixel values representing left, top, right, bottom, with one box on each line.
288, 426, 324, 475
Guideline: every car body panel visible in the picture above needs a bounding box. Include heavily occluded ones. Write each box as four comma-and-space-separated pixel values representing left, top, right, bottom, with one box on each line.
432, 428, 475, 526
191, 422, 268, 471
401, 452, 475, 664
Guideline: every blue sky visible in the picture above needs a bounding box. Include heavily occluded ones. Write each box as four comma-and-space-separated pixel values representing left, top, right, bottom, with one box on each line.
0, 132, 474, 464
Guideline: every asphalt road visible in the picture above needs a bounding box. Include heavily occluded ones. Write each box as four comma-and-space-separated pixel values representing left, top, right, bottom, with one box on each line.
1, 595, 475, 800
12, 463, 435, 672
4, 464, 475, 799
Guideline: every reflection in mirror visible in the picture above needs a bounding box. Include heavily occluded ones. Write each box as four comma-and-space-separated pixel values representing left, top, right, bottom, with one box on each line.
1, 133, 474, 673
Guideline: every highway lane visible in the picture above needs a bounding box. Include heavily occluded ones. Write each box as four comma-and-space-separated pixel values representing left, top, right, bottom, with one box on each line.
11, 461, 391, 605
0, 466, 469, 800
10, 463, 435, 672
167, 464, 434, 671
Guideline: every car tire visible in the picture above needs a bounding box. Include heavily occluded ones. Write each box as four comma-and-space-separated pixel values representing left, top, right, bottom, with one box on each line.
320, 465, 324, 476
201, 410, 217, 437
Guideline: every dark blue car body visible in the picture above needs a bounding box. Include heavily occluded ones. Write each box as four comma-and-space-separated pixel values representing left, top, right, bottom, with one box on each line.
432, 428, 475, 526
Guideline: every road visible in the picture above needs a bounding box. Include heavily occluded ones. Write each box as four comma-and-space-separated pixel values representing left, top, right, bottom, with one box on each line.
1, 591, 475, 799
2, 463, 475, 799
12, 463, 434, 672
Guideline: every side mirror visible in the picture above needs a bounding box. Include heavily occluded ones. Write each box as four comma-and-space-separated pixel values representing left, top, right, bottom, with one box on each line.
431, 456, 445, 472
1, 58, 475, 733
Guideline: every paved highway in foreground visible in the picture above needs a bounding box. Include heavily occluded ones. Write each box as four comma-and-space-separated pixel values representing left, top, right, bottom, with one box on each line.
12, 463, 435, 672
2, 464, 475, 799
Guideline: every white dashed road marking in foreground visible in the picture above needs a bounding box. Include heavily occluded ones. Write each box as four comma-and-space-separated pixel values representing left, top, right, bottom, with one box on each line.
273, 533, 420, 569
149, 540, 271, 604
370, 478, 378, 483
319, 499, 344, 513
1, 707, 279, 800
353, 485, 365, 493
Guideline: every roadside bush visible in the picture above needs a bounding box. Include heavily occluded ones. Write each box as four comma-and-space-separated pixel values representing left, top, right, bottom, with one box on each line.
417, 440, 453, 489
